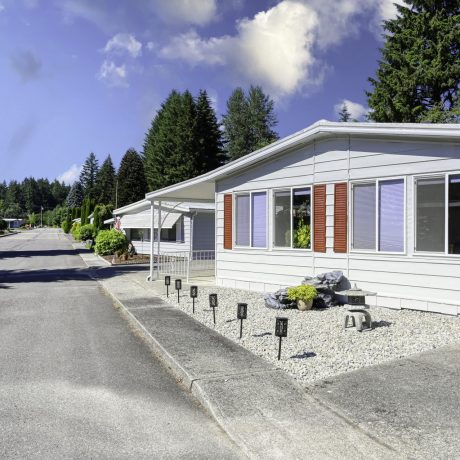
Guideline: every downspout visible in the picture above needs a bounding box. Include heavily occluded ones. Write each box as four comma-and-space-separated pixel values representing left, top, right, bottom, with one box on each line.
188, 212, 195, 283
147, 200, 154, 281
312, 139, 316, 275
157, 200, 162, 280
347, 134, 351, 279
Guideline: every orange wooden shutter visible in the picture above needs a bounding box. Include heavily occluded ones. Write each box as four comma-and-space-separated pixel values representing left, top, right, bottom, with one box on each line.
334, 183, 348, 253
313, 185, 326, 252
223, 194, 233, 250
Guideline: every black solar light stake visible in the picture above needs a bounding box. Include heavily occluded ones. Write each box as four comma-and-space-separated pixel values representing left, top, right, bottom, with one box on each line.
209, 293, 218, 325
175, 279, 182, 303
275, 317, 288, 360
190, 285, 198, 313
165, 276, 171, 297
237, 303, 247, 339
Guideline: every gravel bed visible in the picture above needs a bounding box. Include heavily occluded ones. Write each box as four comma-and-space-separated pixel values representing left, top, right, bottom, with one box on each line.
159, 285, 460, 386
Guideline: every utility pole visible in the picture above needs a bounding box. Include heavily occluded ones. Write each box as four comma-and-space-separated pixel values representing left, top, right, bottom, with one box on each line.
40, 206, 43, 227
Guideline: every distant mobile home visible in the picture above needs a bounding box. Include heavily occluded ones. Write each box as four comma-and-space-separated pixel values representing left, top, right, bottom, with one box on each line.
111, 199, 215, 255
145, 121, 460, 316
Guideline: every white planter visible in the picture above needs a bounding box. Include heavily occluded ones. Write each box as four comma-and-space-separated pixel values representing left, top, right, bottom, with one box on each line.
297, 299, 313, 311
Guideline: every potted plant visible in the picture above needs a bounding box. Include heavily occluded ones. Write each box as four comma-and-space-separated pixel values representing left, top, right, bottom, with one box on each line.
287, 285, 318, 311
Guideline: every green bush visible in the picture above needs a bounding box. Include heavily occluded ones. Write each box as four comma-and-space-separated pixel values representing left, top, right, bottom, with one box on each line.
287, 285, 317, 303
95, 229, 128, 256
0, 219, 7, 231
79, 224, 96, 241
71, 222, 81, 240
61, 220, 72, 234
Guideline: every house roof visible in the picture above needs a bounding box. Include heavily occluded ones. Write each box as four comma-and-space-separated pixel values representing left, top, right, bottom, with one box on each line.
144, 120, 460, 202
113, 198, 214, 216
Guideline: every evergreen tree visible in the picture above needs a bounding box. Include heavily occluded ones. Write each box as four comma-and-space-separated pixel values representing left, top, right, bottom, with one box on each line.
143, 90, 198, 190
194, 90, 225, 171
367, 1, 460, 122
117, 148, 147, 207
66, 181, 84, 208
222, 86, 278, 161
22, 177, 39, 214
222, 87, 250, 161
247, 85, 279, 150
5, 181, 24, 215
51, 180, 70, 205
79, 152, 99, 199
95, 155, 116, 205
338, 103, 352, 122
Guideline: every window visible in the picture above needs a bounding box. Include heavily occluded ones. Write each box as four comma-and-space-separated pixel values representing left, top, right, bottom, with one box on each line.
273, 187, 311, 249
235, 192, 267, 248
152, 220, 182, 242
415, 174, 460, 254
352, 178, 405, 252
415, 177, 445, 252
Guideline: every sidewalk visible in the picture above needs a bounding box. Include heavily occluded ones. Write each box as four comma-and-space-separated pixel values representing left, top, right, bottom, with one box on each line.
81, 259, 395, 459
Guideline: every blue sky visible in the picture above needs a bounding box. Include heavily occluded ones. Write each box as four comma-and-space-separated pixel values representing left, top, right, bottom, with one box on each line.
0, 0, 403, 185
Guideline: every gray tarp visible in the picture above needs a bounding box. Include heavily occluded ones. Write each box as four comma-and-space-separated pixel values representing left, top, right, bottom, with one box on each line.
264, 271, 349, 310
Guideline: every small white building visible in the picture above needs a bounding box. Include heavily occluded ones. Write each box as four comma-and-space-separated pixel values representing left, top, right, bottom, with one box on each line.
145, 121, 460, 316
111, 199, 215, 256
3, 218, 24, 228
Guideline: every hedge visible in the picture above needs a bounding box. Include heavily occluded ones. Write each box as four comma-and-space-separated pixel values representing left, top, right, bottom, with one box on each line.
95, 229, 128, 256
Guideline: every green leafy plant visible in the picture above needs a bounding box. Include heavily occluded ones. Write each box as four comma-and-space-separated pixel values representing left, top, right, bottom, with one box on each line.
61, 220, 72, 234
79, 224, 96, 241
0, 219, 7, 232
95, 229, 128, 256
287, 285, 317, 303
71, 222, 81, 241
293, 222, 310, 249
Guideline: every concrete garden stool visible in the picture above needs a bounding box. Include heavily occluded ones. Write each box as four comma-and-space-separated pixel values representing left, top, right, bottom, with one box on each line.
344, 308, 372, 332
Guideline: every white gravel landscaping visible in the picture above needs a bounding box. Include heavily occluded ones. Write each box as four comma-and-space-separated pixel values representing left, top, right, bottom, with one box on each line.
158, 285, 460, 386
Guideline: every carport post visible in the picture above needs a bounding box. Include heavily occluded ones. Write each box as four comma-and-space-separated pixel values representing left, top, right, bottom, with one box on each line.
149, 201, 154, 281
157, 200, 162, 280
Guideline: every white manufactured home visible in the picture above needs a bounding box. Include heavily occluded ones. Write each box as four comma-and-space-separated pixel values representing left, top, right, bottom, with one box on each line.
146, 121, 460, 316
112, 199, 215, 256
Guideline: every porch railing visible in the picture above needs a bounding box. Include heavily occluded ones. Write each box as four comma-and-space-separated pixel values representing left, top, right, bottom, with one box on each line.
158, 250, 215, 281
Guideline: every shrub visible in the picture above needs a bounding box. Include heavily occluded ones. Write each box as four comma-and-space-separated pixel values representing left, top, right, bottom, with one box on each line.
0, 219, 7, 232
95, 229, 128, 256
79, 224, 96, 241
61, 220, 72, 234
71, 222, 81, 240
287, 285, 317, 303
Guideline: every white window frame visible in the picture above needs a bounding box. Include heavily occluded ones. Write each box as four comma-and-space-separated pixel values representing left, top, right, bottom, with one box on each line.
233, 190, 268, 250
413, 171, 460, 257
272, 186, 313, 251
350, 176, 406, 254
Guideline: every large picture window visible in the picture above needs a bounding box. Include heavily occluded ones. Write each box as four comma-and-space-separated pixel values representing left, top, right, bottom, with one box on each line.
352, 178, 405, 252
235, 192, 267, 248
415, 174, 460, 254
273, 187, 311, 249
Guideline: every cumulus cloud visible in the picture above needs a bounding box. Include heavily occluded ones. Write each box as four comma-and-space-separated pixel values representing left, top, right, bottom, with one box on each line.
97, 60, 128, 87
57, 164, 82, 185
10, 50, 41, 82
0, 3, 5, 13
334, 99, 369, 121
146, 41, 155, 51
161, 1, 318, 97
152, 0, 217, 26
103, 33, 142, 58
159, 0, 408, 98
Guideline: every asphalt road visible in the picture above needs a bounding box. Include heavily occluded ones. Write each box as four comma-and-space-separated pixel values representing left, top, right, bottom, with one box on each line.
0, 229, 242, 459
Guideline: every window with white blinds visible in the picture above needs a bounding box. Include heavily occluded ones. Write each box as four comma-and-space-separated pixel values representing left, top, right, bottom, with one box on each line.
352, 178, 405, 252
235, 192, 267, 248
235, 194, 250, 246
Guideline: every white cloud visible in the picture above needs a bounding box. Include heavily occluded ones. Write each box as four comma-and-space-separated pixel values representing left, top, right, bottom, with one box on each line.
58, 164, 81, 185
161, 1, 318, 97
334, 99, 369, 120
0, 4, 5, 13
152, 0, 217, 26
159, 0, 408, 98
103, 33, 142, 58
146, 41, 155, 51
97, 60, 128, 87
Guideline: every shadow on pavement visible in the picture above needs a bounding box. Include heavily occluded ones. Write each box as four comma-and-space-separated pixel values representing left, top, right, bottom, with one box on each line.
0, 264, 149, 285
0, 249, 89, 259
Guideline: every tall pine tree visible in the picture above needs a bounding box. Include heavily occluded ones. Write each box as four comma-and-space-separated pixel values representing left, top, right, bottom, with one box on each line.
95, 155, 116, 205
222, 86, 278, 161
117, 148, 147, 208
338, 103, 352, 122
79, 152, 99, 199
194, 89, 225, 172
367, 1, 460, 122
66, 181, 84, 208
